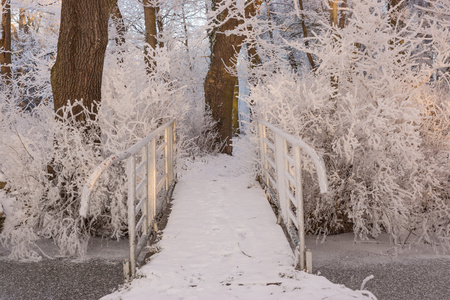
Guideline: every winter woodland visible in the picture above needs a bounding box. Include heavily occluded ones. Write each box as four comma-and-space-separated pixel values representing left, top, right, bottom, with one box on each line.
0, 0, 448, 261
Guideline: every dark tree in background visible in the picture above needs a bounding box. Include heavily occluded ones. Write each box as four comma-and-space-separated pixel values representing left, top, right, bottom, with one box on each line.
111, 2, 126, 48
51, 0, 117, 122
388, 0, 406, 28
0, 0, 11, 85
143, 0, 159, 73
204, 0, 262, 155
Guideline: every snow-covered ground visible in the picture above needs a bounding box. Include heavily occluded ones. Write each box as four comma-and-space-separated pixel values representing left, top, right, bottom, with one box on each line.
102, 153, 375, 300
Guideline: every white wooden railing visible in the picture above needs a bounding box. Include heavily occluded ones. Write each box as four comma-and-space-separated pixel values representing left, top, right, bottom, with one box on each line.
257, 119, 328, 273
80, 119, 176, 280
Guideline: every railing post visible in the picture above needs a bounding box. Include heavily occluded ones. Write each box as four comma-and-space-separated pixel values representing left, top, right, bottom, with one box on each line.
274, 133, 288, 223
165, 123, 174, 203
258, 123, 270, 190
164, 127, 169, 195
144, 145, 149, 240
148, 138, 157, 232
258, 121, 265, 172
123, 259, 130, 282
171, 121, 176, 183
306, 249, 312, 274
127, 155, 137, 277
166, 122, 175, 203
294, 146, 306, 271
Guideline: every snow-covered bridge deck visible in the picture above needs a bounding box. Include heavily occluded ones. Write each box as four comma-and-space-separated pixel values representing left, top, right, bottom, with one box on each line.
103, 153, 373, 300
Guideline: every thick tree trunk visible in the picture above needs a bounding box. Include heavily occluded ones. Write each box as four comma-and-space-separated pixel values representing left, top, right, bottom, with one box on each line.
50, 0, 115, 122
0, 0, 11, 85
204, 10, 243, 154
204, 0, 262, 155
143, 0, 158, 73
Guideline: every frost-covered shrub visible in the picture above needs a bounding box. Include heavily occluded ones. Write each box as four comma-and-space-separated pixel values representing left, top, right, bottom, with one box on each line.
0, 98, 100, 259
101, 31, 218, 163
247, 0, 449, 250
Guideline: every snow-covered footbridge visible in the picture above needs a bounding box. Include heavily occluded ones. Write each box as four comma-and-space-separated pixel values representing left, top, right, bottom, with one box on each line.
80, 120, 375, 300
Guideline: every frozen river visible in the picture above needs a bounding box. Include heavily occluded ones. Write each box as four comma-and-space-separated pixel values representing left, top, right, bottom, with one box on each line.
0, 238, 128, 300
1, 233, 448, 299
0, 258, 123, 300
315, 258, 449, 300
307, 233, 450, 300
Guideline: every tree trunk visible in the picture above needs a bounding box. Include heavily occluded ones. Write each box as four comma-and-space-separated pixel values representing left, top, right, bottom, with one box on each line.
50, 0, 116, 122
329, 0, 338, 27
19, 8, 28, 34
328, 0, 348, 29
204, 4, 243, 154
0, 0, 11, 85
338, 0, 348, 29
111, 2, 126, 47
298, 0, 316, 71
143, 0, 158, 73
328, 0, 346, 96
181, 3, 192, 70
18, 8, 27, 105
388, 0, 406, 28
204, 0, 262, 155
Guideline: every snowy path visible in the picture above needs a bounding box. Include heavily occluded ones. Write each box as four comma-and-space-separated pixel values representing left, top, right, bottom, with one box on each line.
103, 154, 373, 300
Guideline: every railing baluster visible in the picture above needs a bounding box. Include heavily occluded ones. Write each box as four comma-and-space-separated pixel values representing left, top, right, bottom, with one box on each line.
172, 122, 176, 183
149, 138, 157, 232
283, 140, 292, 231
144, 145, 149, 240
258, 122, 265, 169
164, 127, 170, 199
167, 124, 174, 198
127, 154, 137, 278
294, 146, 306, 271
259, 124, 271, 193
275, 133, 288, 224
